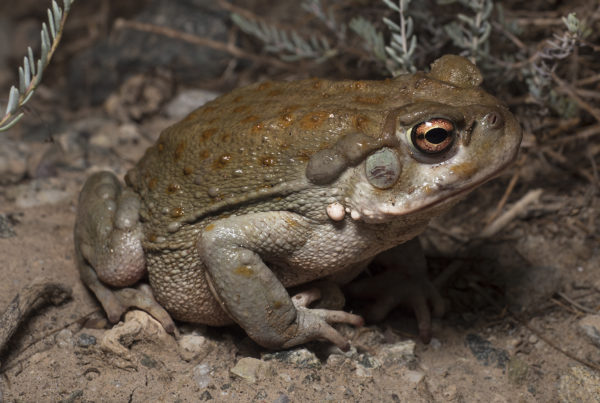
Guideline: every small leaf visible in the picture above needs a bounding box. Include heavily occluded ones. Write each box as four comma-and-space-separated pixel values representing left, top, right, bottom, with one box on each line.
0, 113, 25, 131
382, 0, 400, 13
48, 9, 57, 40
6, 86, 20, 115
52, 0, 63, 29
23, 57, 31, 88
382, 17, 401, 32
19, 66, 26, 93
27, 47, 36, 76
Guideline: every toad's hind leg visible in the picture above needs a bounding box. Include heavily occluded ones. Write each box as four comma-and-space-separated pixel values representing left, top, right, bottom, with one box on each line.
74, 171, 175, 333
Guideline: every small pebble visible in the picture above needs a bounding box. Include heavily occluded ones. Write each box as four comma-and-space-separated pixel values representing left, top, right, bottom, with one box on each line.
355, 353, 381, 377
192, 363, 212, 389
507, 356, 529, 385
178, 333, 211, 361
465, 333, 509, 369
55, 329, 74, 348
164, 89, 220, 119
402, 370, 425, 384
379, 340, 416, 367
262, 348, 321, 369
272, 393, 290, 403
77, 333, 97, 348
0, 213, 16, 238
230, 357, 273, 383
0, 138, 29, 185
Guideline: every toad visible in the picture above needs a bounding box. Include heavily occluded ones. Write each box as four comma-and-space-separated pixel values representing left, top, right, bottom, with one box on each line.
75, 55, 522, 350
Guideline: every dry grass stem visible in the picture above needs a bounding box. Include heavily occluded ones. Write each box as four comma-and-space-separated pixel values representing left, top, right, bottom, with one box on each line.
113, 18, 295, 71
551, 71, 600, 124
480, 189, 543, 238
485, 157, 524, 225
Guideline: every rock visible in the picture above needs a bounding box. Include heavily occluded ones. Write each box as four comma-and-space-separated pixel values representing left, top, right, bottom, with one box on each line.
379, 340, 416, 367
507, 356, 529, 385
6, 178, 73, 208
99, 310, 171, 360
559, 365, 600, 402
55, 329, 74, 348
0, 213, 16, 238
77, 333, 97, 348
104, 70, 174, 122
465, 333, 509, 369
325, 345, 358, 369
353, 326, 386, 348
354, 353, 381, 377
577, 314, 600, 348
272, 393, 290, 403
164, 89, 220, 119
178, 333, 212, 361
230, 357, 274, 383
262, 348, 321, 369
0, 138, 29, 184
326, 353, 348, 368
192, 363, 212, 389
401, 369, 425, 384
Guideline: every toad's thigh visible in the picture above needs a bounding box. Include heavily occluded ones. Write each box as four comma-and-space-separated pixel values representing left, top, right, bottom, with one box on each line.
146, 250, 232, 326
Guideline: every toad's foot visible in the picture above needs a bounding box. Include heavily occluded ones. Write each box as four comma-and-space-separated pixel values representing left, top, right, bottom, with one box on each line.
290, 284, 363, 351
345, 271, 443, 343
287, 306, 364, 351
80, 258, 176, 334
344, 238, 444, 343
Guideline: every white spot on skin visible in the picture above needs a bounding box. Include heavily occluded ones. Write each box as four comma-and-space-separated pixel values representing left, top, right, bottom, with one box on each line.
167, 221, 182, 232
350, 210, 361, 220
326, 202, 345, 221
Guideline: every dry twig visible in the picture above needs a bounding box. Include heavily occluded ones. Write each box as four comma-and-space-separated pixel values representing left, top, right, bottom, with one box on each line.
543, 148, 595, 183
557, 292, 597, 315
551, 71, 600, 124
0, 278, 71, 362
485, 156, 525, 225
480, 189, 543, 238
113, 18, 295, 71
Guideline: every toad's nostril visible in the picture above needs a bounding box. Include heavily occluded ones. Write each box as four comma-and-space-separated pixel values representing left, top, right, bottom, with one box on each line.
485, 112, 504, 129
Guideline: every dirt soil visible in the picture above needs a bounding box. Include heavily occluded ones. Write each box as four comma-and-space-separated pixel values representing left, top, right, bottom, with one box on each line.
1, 1, 600, 402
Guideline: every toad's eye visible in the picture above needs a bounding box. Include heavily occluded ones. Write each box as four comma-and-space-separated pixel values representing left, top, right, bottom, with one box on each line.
409, 118, 455, 154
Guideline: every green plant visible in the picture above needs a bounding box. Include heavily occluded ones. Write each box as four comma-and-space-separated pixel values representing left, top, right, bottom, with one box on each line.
439, 0, 493, 64
525, 13, 590, 117
0, 0, 74, 132
230, 1, 337, 63
380, 0, 417, 75
229, 0, 419, 75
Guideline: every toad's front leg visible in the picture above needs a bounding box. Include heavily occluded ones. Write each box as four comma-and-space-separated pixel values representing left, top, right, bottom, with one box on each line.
198, 212, 364, 350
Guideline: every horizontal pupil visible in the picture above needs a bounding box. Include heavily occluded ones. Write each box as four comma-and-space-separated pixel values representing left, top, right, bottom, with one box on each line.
425, 128, 448, 144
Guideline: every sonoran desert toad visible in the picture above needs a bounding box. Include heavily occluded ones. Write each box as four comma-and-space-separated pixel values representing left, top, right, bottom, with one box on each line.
75, 55, 522, 350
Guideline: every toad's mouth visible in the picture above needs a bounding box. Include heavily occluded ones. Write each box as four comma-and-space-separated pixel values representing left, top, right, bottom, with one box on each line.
362, 153, 519, 223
